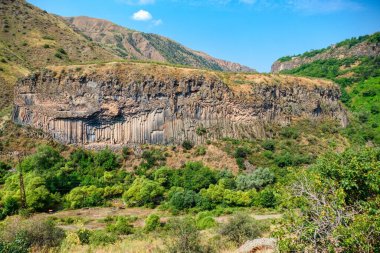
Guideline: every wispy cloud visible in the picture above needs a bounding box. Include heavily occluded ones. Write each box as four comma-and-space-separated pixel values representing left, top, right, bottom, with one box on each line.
117, 0, 155, 5
152, 19, 163, 26
132, 10, 153, 21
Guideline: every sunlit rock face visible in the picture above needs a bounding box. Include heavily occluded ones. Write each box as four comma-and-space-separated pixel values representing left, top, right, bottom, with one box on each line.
13, 62, 347, 147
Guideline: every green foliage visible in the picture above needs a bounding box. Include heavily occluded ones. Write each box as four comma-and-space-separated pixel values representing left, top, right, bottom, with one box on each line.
196, 126, 207, 136
144, 214, 161, 232
0, 216, 65, 251
311, 147, 380, 204
219, 213, 264, 244
76, 229, 91, 244
65, 186, 105, 209
167, 188, 200, 211
194, 145, 206, 156
182, 140, 194, 150
122, 177, 164, 207
106, 216, 133, 235
57, 48, 67, 55
235, 168, 275, 191
94, 148, 120, 171
261, 139, 275, 151
256, 188, 277, 208
276, 147, 380, 252
0, 161, 11, 184
141, 149, 166, 169
195, 212, 217, 230
88, 230, 117, 246
165, 217, 212, 253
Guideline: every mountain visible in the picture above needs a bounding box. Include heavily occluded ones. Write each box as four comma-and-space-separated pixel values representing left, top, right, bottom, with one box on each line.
64, 16, 254, 72
271, 32, 380, 144
271, 32, 380, 73
0, 0, 119, 108
0, 1, 253, 110
13, 61, 345, 147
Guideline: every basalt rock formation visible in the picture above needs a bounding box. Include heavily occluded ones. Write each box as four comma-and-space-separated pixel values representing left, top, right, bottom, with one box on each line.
13, 62, 347, 147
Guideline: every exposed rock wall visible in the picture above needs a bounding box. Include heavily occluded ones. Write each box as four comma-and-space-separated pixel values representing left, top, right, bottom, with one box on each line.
13, 62, 347, 147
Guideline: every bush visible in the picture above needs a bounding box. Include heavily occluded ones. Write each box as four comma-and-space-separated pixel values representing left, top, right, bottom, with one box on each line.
165, 217, 212, 253
280, 127, 299, 139
94, 148, 120, 171
194, 146, 206, 156
0, 216, 65, 249
261, 139, 275, 151
219, 213, 264, 244
180, 162, 217, 192
182, 140, 194, 150
106, 216, 133, 235
141, 149, 166, 169
76, 229, 91, 244
256, 188, 277, 208
123, 177, 164, 207
196, 213, 216, 230
234, 147, 250, 158
89, 230, 117, 246
144, 214, 160, 232
236, 168, 275, 191
65, 186, 105, 208
168, 188, 200, 211
57, 48, 67, 55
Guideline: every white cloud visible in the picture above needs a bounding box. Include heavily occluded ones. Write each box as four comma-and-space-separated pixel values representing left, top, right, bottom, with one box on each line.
152, 19, 163, 26
132, 10, 153, 21
117, 0, 155, 5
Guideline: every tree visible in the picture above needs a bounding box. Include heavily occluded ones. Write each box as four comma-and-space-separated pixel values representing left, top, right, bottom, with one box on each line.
236, 168, 275, 191
122, 177, 164, 207
65, 186, 105, 209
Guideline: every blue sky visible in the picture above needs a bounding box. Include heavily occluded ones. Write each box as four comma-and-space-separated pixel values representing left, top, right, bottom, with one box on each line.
28, 0, 380, 72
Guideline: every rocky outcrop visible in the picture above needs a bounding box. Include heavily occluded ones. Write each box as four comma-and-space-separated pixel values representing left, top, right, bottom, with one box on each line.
12, 62, 347, 147
271, 35, 380, 73
237, 238, 277, 253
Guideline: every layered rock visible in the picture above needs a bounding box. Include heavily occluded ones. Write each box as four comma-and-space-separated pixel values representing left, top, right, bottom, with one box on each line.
13, 62, 347, 147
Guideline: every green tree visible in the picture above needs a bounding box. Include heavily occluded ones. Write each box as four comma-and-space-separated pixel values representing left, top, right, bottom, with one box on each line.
122, 177, 164, 207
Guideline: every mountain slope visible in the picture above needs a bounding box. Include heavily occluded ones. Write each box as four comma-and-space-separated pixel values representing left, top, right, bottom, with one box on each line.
271, 32, 380, 73
271, 32, 380, 144
0, 0, 120, 108
64, 16, 254, 72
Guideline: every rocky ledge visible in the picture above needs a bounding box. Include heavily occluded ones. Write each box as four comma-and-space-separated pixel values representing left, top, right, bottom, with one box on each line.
13, 62, 347, 147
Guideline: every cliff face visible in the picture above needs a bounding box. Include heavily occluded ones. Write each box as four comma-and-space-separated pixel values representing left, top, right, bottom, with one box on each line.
13, 62, 347, 147
271, 33, 380, 73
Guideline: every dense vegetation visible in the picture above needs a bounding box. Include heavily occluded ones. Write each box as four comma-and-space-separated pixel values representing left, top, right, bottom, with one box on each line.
281, 56, 380, 144
277, 32, 380, 62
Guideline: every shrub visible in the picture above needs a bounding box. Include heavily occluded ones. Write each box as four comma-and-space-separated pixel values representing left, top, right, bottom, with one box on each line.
182, 140, 194, 150
76, 229, 91, 244
123, 177, 164, 207
196, 213, 216, 230
106, 216, 133, 235
57, 48, 67, 55
94, 148, 120, 171
89, 230, 117, 246
236, 168, 275, 191
261, 139, 275, 151
280, 127, 299, 139
180, 162, 217, 192
144, 214, 160, 232
165, 217, 212, 253
219, 213, 264, 244
65, 186, 105, 208
0, 216, 65, 249
234, 147, 250, 158
141, 149, 166, 168
256, 188, 277, 208
194, 146, 206, 156
196, 126, 207, 136
43, 44, 50, 48
168, 188, 200, 211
